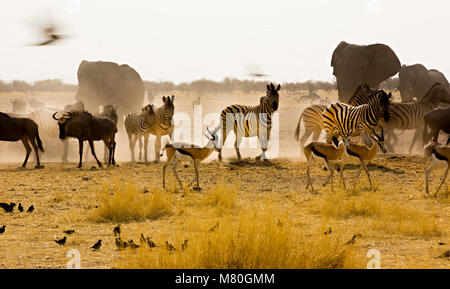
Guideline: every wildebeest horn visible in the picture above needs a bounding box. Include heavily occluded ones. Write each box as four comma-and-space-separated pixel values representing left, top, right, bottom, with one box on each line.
52, 112, 59, 120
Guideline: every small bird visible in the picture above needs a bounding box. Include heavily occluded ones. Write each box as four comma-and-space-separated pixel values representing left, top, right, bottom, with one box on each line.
91, 240, 102, 251
181, 239, 188, 251
63, 230, 75, 235
115, 237, 128, 250
54, 236, 67, 246
146, 237, 158, 248
18, 203, 24, 212
0, 202, 16, 213
435, 250, 450, 259
324, 227, 332, 235
345, 234, 362, 246
113, 224, 121, 236
140, 233, 146, 245
30, 22, 69, 46
209, 222, 219, 232
27, 205, 34, 213
165, 241, 176, 252
128, 240, 140, 250
0, 225, 5, 234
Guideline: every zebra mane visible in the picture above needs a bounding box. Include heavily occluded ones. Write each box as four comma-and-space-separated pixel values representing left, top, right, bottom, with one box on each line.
348, 84, 377, 106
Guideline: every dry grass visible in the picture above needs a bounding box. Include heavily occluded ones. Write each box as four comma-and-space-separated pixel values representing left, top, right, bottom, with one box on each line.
116, 205, 362, 269
90, 181, 174, 223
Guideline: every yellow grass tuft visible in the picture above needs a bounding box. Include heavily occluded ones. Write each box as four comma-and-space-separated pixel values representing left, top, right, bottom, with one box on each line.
115, 205, 362, 269
90, 181, 174, 223
203, 182, 238, 211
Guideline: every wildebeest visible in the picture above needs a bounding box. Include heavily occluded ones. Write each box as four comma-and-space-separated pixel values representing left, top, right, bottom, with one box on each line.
52, 111, 117, 168
423, 107, 450, 145
0, 112, 44, 168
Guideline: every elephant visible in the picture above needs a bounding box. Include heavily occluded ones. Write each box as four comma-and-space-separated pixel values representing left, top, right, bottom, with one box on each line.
398, 64, 450, 102
75, 60, 145, 128
331, 41, 401, 103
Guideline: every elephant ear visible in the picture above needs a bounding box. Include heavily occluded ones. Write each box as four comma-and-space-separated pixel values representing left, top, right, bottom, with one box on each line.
331, 41, 348, 68
364, 43, 401, 85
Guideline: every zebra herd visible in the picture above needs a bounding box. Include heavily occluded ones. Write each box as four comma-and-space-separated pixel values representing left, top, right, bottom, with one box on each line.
0, 81, 449, 195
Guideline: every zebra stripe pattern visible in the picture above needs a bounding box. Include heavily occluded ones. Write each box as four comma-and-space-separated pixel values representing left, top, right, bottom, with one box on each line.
382, 82, 450, 152
294, 84, 377, 153
322, 90, 391, 146
218, 83, 280, 161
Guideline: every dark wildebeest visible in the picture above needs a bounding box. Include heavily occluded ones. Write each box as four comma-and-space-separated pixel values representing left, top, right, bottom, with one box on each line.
52, 111, 117, 168
423, 108, 450, 145
0, 112, 44, 168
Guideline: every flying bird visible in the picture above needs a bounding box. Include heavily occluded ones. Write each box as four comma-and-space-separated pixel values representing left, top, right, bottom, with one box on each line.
0, 202, 16, 213
25, 16, 72, 47
54, 236, 67, 246
0, 225, 5, 234
91, 240, 102, 251
244, 63, 270, 78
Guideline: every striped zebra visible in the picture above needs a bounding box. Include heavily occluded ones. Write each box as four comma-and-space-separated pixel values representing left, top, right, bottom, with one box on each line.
294, 84, 377, 155
124, 104, 156, 162
11, 98, 28, 114
217, 83, 280, 162
29, 109, 65, 160
125, 95, 175, 163
322, 90, 391, 147
382, 82, 450, 153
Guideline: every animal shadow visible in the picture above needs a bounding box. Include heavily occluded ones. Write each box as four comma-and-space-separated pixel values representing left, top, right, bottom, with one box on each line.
226, 158, 288, 170
343, 163, 404, 174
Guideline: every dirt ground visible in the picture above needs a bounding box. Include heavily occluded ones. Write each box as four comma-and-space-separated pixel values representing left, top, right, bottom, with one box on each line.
0, 90, 448, 269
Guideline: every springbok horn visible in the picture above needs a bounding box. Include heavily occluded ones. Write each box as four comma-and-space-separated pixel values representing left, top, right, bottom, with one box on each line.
52, 112, 59, 120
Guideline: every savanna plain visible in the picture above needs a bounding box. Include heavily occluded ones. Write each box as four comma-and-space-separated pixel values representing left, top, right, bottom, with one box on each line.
0, 90, 448, 269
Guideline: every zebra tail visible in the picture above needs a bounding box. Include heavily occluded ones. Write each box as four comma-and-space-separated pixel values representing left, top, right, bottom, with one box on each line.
294, 114, 303, 141
36, 130, 44, 152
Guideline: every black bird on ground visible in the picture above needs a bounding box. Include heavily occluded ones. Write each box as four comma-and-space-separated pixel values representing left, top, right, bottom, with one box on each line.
140, 233, 146, 245
113, 224, 121, 236
64, 230, 75, 235
165, 241, 176, 252
0, 225, 5, 234
209, 222, 219, 232
18, 203, 24, 212
181, 239, 188, 251
54, 236, 67, 246
0, 203, 16, 213
345, 234, 362, 246
128, 240, 140, 250
324, 227, 332, 235
115, 237, 128, 250
27, 205, 34, 213
146, 237, 158, 248
91, 240, 102, 251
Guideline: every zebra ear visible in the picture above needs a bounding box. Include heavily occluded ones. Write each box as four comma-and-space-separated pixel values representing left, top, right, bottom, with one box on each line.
266, 84, 270, 91
270, 83, 275, 90
170, 95, 175, 102
162, 96, 167, 103
276, 84, 281, 91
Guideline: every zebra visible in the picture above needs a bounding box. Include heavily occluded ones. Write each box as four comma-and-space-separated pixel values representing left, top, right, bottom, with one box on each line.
11, 98, 28, 114
217, 83, 280, 162
144, 95, 175, 163
294, 84, 377, 155
322, 89, 391, 148
124, 104, 157, 162
382, 82, 450, 153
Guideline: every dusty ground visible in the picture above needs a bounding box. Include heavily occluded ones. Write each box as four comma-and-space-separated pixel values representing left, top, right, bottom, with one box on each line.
0, 90, 448, 269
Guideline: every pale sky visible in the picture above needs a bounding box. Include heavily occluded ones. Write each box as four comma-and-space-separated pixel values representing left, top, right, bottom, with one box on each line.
0, 0, 449, 84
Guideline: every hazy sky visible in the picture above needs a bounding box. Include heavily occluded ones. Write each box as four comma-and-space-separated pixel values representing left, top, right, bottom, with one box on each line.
1, 0, 449, 84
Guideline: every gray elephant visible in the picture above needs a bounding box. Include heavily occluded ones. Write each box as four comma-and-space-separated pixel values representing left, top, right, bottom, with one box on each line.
331, 41, 401, 103
398, 64, 450, 102
75, 60, 145, 126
